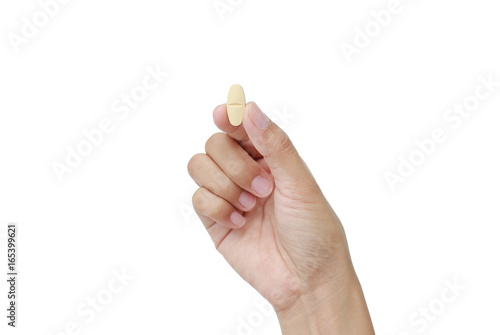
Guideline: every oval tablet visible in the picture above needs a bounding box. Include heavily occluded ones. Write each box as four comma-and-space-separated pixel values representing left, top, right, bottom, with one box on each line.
227, 84, 246, 126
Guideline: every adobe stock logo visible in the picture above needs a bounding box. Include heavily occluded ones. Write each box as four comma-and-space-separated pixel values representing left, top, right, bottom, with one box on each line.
221, 299, 273, 335
339, 0, 418, 64
7, 0, 72, 54
47, 268, 134, 335
51, 64, 169, 182
385, 74, 499, 191
213, 0, 245, 21
396, 278, 466, 334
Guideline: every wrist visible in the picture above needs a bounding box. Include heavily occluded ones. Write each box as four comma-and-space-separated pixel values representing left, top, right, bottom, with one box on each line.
276, 270, 374, 335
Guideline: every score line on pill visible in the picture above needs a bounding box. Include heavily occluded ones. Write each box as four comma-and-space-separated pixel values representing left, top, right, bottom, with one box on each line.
227, 84, 246, 126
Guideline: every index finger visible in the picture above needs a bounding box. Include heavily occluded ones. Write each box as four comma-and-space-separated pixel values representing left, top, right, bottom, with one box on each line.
213, 104, 261, 159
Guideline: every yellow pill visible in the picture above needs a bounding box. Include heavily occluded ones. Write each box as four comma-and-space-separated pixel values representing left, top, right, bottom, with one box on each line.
227, 84, 246, 126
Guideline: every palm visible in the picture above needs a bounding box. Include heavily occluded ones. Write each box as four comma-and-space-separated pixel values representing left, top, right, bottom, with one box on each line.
213, 183, 341, 310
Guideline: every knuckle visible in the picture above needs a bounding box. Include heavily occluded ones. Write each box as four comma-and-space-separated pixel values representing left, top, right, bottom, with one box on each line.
209, 169, 229, 188
210, 200, 225, 217
205, 132, 227, 152
192, 188, 226, 218
262, 130, 296, 159
226, 158, 245, 176
192, 188, 210, 212
275, 133, 296, 156
218, 178, 233, 194
204, 168, 232, 195
187, 154, 205, 175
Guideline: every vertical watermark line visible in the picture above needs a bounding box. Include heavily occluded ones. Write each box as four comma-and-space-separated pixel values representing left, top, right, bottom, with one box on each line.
6, 223, 18, 327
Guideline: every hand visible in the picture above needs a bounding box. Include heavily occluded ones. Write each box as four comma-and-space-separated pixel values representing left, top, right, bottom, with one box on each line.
188, 102, 375, 334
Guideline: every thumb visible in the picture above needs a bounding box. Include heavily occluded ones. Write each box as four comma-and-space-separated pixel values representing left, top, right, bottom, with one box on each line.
243, 102, 316, 189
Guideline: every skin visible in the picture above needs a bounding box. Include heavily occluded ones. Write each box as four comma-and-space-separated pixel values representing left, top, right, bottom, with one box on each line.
188, 102, 375, 334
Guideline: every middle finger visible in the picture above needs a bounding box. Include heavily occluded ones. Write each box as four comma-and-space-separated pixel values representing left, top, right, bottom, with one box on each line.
205, 133, 274, 198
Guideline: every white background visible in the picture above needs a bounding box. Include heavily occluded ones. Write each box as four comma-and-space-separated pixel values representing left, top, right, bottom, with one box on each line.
1, 0, 499, 334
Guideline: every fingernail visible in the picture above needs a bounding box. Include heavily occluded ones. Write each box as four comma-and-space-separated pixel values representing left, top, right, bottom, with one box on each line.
252, 176, 273, 196
230, 212, 246, 228
239, 191, 257, 209
250, 103, 270, 129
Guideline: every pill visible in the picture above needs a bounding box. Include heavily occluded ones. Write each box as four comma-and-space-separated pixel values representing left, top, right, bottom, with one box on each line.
227, 84, 246, 126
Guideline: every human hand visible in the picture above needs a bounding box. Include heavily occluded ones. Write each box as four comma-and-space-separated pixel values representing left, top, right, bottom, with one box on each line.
188, 102, 374, 334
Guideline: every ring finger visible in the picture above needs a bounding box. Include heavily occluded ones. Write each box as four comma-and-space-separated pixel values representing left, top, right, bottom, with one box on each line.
188, 153, 258, 212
